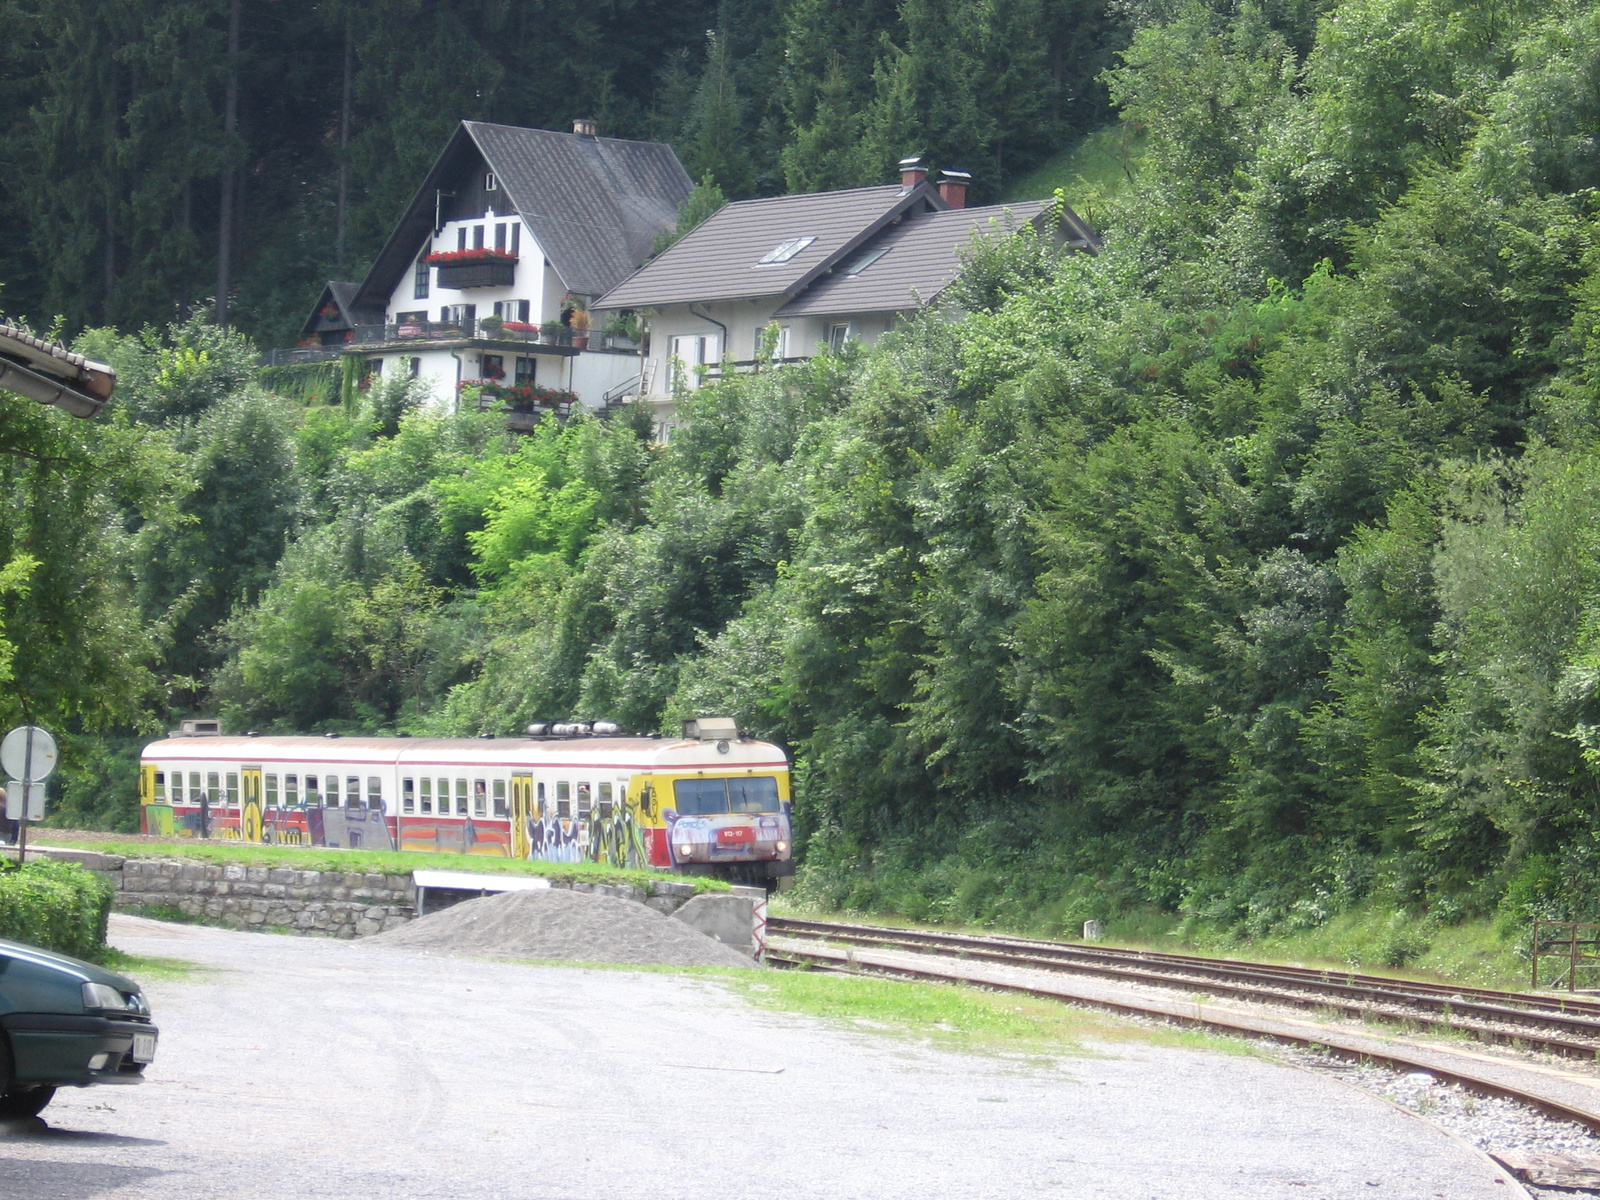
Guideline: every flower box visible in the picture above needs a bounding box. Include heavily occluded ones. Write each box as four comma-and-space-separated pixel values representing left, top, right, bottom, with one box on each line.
422, 248, 518, 265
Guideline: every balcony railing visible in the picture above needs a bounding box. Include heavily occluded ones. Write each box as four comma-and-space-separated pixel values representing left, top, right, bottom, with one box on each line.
261, 321, 640, 366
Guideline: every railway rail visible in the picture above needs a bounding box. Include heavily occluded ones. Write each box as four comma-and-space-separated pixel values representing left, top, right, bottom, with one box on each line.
767, 915, 1600, 1136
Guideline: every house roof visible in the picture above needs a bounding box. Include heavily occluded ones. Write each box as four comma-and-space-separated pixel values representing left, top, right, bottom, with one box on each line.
772, 201, 1085, 318
298, 280, 370, 339
351, 122, 691, 315
0, 323, 115, 418
595, 183, 946, 311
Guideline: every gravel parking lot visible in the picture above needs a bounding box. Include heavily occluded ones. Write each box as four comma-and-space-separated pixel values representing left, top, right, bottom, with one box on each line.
0, 915, 1526, 1200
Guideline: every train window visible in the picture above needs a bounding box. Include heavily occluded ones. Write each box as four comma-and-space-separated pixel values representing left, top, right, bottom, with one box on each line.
672, 778, 729, 815
305, 774, 320, 807
286, 774, 300, 807
438, 779, 450, 815
577, 782, 592, 818
419, 778, 432, 814
190, 772, 201, 801
455, 779, 468, 816
729, 776, 781, 813
368, 777, 382, 810
205, 772, 218, 801
321, 775, 337, 807
402, 778, 415, 814
472, 780, 487, 817
598, 781, 613, 818
556, 781, 570, 819
265, 775, 279, 807
492, 779, 507, 817
347, 777, 362, 810
154, 772, 167, 802
226, 774, 239, 807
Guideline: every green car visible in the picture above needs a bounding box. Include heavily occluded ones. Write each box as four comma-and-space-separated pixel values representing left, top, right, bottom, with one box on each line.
0, 937, 158, 1119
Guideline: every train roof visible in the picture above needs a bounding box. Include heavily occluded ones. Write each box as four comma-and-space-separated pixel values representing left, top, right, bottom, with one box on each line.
141, 735, 788, 771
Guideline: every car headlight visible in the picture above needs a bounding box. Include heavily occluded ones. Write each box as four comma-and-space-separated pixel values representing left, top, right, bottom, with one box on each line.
82, 982, 124, 1011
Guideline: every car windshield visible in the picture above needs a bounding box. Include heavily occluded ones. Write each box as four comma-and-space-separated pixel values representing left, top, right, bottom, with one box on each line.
672, 776, 782, 815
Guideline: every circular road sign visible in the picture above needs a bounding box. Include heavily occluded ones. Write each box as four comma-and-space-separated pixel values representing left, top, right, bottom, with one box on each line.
1, 726, 57, 782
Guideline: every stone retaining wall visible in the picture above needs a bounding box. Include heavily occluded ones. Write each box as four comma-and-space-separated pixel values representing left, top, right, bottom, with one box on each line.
14, 846, 702, 940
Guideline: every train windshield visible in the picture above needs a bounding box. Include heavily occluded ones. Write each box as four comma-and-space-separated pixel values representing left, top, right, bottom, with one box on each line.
672, 777, 782, 815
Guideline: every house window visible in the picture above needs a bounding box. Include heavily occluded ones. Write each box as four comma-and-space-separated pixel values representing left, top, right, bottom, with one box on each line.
494, 223, 506, 252
845, 247, 890, 276
515, 357, 535, 385
472, 225, 485, 250
457, 228, 467, 251
408, 357, 421, 378
511, 224, 521, 255
827, 323, 852, 354
485, 172, 498, 191
668, 334, 718, 391
516, 299, 530, 323
414, 256, 430, 299
758, 236, 815, 265
441, 303, 475, 327
482, 354, 504, 380
759, 325, 789, 360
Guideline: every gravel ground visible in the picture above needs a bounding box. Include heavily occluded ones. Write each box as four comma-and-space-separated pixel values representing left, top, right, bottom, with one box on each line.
0, 915, 1531, 1200
1273, 1047, 1600, 1197
367, 887, 760, 968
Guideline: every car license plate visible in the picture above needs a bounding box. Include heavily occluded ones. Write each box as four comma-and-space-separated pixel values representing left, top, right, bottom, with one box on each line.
131, 1033, 156, 1063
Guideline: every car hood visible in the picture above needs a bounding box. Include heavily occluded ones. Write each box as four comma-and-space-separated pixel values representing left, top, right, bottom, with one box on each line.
0, 937, 141, 993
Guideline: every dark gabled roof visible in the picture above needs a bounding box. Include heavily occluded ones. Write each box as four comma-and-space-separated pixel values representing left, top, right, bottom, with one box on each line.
772, 200, 1098, 318
352, 122, 691, 314
595, 183, 946, 311
298, 280, 370, 339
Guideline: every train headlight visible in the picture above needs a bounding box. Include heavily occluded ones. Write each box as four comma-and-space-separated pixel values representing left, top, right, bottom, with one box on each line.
678, 844, 693, 857
776, 841, 788, 853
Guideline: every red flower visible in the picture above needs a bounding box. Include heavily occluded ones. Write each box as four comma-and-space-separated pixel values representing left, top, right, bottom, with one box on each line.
422, 248, 518, 265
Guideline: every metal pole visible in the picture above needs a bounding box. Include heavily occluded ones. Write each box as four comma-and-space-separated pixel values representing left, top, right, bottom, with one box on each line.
1534, 921, 1541, 991
17, 727, 32, 866
1571, 921, 1580, 993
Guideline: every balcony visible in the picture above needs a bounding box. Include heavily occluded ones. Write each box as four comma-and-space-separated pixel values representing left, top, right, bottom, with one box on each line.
436, 259, 516, 289
260, 320, 640, 367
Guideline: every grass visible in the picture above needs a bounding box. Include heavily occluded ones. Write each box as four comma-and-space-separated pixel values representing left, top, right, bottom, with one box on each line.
722, 968, 1249, 1060
35, 833, 727, 894
99, 948, 212, 983
1002, 122, 1146, 221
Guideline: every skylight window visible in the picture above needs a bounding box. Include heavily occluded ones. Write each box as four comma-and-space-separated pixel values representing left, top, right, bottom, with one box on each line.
758, 236, 815, 265
845, 247, 890, 276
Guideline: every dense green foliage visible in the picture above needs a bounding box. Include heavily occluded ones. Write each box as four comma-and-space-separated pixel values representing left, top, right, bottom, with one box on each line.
0, 861, 114, 959
0, 0, 1117, 345
8, 0, 1600, 947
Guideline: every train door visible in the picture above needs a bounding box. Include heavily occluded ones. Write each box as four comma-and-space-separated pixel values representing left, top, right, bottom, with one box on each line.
240, 766, 264, 843
628, 775, 672, 868
139, 762, 177, 836
511, 774, 533, 860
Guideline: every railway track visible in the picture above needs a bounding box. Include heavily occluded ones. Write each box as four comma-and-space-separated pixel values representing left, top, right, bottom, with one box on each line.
769, 916, 1600, 1057
767, 915, 1600, 1135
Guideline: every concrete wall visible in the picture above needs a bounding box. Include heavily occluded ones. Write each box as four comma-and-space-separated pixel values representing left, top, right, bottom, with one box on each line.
20, 847, 707, 941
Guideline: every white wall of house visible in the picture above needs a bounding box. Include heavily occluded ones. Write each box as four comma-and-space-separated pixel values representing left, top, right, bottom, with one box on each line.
384, 212, 558, 326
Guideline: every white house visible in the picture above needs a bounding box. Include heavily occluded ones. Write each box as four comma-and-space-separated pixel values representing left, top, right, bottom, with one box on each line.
594, 159, 1099, 438
273, 119, 691, 421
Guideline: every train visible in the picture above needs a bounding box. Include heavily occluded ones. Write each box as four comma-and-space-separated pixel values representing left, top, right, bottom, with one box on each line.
138, 717, 794, 886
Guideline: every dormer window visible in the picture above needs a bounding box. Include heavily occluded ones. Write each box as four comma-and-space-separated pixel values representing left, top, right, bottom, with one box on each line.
845, 247, 890, 276
485, 172, 498, 191
758, 236, 815, 265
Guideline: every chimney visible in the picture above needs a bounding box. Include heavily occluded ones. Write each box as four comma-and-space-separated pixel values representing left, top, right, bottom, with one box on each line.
898, 155, 928, 191
938, 169, 971, 209
572, 117, 598, 137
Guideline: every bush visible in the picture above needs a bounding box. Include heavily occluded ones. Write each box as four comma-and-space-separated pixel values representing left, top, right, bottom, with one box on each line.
0, 860, 114, 960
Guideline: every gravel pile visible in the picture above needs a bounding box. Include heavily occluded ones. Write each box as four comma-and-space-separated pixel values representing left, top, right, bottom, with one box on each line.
368, 886, 760, 969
